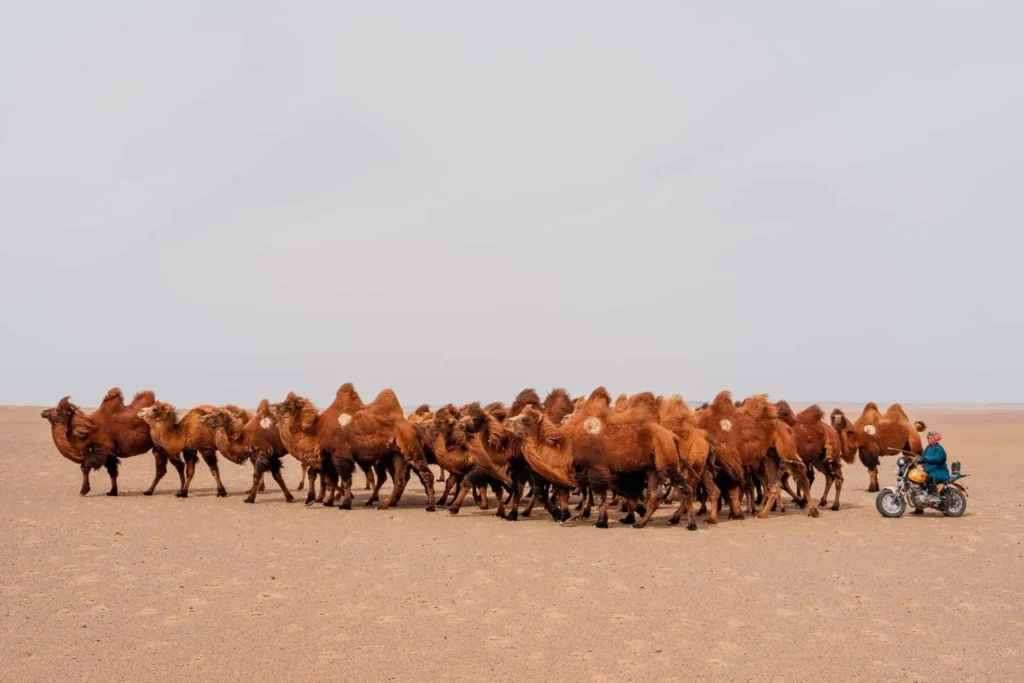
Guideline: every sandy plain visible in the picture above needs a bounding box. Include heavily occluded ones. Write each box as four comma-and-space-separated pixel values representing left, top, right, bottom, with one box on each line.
1, 404, 1022, 682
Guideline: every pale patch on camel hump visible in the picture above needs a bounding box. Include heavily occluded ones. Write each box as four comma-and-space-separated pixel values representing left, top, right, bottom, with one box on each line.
338, 413, 352, 427
259, 417, 272, 430
583, 417, 602, 436
863, 424, 876, 436
719, 419, 732, 432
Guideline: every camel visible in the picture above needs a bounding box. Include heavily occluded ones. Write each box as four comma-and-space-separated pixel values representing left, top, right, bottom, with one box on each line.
658, 395, 714, 529
832, 403, 926, 492
408, 403, 446, 484
315, 383, 376, 494
776, 402, 856, 511
268, 393, 340, 506
506, 395, 689, 529
503, 389, 548, 521
40, 388, 176, 496
454, 402, 515, 516
323, 388, 436, 511
137, 401, 234, 497
699, 392, 819, 520
199, 400, 294, 503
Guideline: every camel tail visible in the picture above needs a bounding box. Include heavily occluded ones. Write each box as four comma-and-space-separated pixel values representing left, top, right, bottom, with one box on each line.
914, 420, 927, 432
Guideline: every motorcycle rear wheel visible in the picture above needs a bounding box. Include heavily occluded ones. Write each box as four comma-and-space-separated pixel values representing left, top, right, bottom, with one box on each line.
876, 490, 906, 518
942, 489, 967, 517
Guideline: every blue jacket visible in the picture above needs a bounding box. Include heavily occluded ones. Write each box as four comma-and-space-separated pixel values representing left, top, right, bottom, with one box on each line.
920, 443, 950, 483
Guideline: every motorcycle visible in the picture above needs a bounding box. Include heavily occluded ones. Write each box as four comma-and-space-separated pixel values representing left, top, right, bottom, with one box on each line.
875, 451, 968, 518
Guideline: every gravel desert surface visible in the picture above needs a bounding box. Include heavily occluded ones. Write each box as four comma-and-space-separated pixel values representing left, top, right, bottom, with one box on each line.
1, 405, 1022, 682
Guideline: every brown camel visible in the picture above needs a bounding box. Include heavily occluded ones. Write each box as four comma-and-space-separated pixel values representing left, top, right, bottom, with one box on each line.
455, 402, 514, 516
832, 403, 926, 491
137, 401, 228, 497
268, 393, 340, 505
658, 395, 714, 529
41, 388, 176, 496
699, 391, 819, 520
776, 402, 855, 511
199, 400, 294, 503
324, 388, 436, 511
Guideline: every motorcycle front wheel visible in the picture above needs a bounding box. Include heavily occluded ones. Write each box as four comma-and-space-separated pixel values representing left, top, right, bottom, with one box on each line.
942, 489, 967, 517
876, 490, 906, 518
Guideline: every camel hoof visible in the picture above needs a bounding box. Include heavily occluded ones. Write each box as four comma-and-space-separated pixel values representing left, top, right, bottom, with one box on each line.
142, 490, 154, 496
632, 522, 647, 529
756, 512, 770, 519
520, 509, 532, 518
795, 499, 807, 509
635, 504, 648, 518
363, 499, 376, 507
703, 518, 719, 525
618, 516, 636, 525
728, 512, 744, 521
105, 490, 118, 497
217, 490, 228, 498
595, 519, 609, 529
376, 503, 390, 511
830, 504, 840, 511
425, 504, 436, 512
285, 496, 295, 503
79, 490, 90, 496
668, 517, 680, 525
686, 521, 698, 531
560, 510, 571, 522
581, 509, 591, 519
243, 497, 255, 504
322, 500, 334, 507
505, 510, 519, 522
339, 500, 352, 510
175, 491, 188, 498
304, 496, 315, 506
448, 507, 459, 515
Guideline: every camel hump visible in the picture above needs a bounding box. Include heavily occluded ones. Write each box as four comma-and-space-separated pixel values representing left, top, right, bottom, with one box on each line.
336, 382, 363, 405
544, 388, 569, 406
587, 386, 612, 406
412, 404, 431, 416
775, 400, 796, 425
885, 403, 910, 421
741, 394, 776, 421
369, 389, 403, 416
130, 390, 156, 410
797, 405, 825, 424
103, 387, 124, 403
712, 391, 734, 410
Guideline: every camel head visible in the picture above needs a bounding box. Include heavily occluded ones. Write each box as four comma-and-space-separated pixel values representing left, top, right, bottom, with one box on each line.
44, 396, 78, 425
830, 409, 859, 462
137, 401, 175, 425
457, 402, 487, 435
431, 404, 466, 446
505, 405, 542, 440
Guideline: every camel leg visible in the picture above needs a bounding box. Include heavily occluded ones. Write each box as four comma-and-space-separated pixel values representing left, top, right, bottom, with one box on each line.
365, 461, 388, 506
632, 472, 662, 529
594, 489, 610, 528
505, 478, 525, 521
818, 464, 834, 508
79, 464, 92, 496
104, 457, 119, 496
304, 469, 318, 505
245, 461, 265, 504
296, 463, 308, 490
780, 473, 804, 508
316, 471, 326, 503
619, 498, 637, 525
176, 450, 199, 498
144, 449, 171, 495
380, 455, 407, 510
478, 485, 489, 510
868, 466, 880, 492
410, 459, 436, 512
438, 473, 458, 507
787, 465, 819, 517
436, 465, 446, 483
491, 481, 506, 518
363, 462, 375, 491
268, 459, 293, 503
829, 469, 844, 511
448, 477, 474, 514
333, 460, 353, 510
199, 449, 227, 497
556, 488, 571, 522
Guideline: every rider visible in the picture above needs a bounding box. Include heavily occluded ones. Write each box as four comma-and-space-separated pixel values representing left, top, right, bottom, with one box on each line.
915, 431, 950, 512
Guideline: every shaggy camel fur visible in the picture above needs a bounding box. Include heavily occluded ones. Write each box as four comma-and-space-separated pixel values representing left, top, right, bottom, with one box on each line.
699, 392, 819, 520
200, 400, 294, 503
138, 401, 230, 497
658, 395, 714, 529
832, 403, 926, 492
455, 402, 514, 515
269, 393, 340, 506
41, 388, 174, 496
408, 403, 445, 484
504, 389, 548, 521
324, 388, 436, 511
776, 402, 856, 511
311, 383, 376, 494
507, 396, 688, 529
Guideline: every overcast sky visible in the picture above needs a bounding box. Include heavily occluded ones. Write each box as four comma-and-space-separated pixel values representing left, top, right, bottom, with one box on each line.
2, 2, 1022, 409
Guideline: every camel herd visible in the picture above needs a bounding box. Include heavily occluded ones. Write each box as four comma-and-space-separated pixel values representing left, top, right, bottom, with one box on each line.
39, 385, 928, 528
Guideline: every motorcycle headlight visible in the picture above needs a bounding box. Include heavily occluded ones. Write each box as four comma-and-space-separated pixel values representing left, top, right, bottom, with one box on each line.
893, 464, 900, 475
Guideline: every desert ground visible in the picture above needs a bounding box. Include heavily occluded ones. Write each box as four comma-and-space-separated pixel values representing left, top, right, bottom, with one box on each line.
1, 405, 1022, 682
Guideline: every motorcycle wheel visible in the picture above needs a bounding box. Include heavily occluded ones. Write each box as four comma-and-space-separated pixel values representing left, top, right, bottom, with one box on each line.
876, 490, 906, 518
942, 489, 967, 517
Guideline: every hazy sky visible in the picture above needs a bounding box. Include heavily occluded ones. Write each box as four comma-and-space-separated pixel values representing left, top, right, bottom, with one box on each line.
2, 2, 1022, 409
